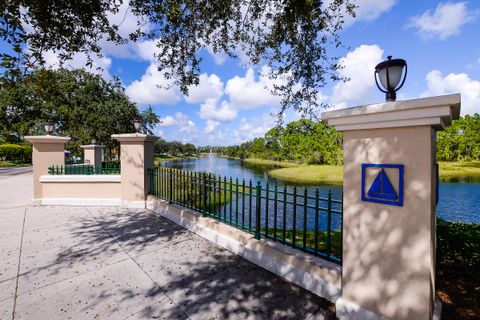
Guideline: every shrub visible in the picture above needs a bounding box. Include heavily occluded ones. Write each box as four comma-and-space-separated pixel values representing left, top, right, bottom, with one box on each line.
0, 144, 32, 163
437, 218, 480, 273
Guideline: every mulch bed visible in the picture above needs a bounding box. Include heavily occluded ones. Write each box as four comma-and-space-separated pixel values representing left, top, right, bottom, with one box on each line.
437, 269, 480, 320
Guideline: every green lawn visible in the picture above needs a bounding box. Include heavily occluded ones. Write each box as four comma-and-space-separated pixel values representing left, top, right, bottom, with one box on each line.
154, 155, 198, 164
0, 160, 31, 167
268, 165, 343, 185
438, 161, 480, 182
242, 158, 300, 168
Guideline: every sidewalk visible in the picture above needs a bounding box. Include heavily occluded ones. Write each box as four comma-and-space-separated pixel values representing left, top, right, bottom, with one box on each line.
0, 173, 335, 319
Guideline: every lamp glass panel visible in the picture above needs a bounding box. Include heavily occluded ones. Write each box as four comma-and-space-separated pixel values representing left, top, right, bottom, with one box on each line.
378, 65, 404, 90
387, 65, 404, 89
134, 120, 142, 131
378, 68, 389, 90
45, 123, 53, 133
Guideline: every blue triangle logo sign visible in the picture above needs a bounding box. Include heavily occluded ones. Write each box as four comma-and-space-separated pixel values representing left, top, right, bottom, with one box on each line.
367, 169, 398, 201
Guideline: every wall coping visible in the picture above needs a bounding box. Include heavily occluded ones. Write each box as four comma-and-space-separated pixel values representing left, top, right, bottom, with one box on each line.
111, 133, 159, 143
40, 175, 121, 183
321, 93, 460, 131
25, 135, 71, 144
81, 144, 105, 149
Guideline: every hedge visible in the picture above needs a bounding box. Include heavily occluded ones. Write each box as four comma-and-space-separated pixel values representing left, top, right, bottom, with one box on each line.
0, 144, 32, 163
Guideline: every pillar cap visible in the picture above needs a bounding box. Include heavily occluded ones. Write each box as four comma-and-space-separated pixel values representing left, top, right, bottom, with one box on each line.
111, 133, 159, 143
25, 135, 71, 144
81, 144, 105, 149
321, 93, 461, 131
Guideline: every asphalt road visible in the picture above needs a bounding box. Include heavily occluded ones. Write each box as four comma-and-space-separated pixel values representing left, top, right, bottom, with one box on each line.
0, 166, 32, 178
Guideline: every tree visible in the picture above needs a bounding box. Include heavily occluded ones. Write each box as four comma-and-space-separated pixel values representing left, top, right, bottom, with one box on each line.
437, 114, 480, 161
0, 68, 159, 156
1, 0, 355, 119
216, 119, 343, 165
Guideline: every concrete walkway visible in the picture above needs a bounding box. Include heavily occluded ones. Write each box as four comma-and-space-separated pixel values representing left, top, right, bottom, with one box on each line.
0, 173, 335, 320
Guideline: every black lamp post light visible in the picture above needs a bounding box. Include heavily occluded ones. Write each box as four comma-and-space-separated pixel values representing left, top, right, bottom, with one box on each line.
374, 56, 407, 102
44, 121, 54, 135
133, 119, 143, 133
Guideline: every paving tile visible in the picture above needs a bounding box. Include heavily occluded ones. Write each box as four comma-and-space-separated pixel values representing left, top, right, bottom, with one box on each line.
93, 210, 196, 257
14, 259, 175, 320
135, 236, 240, 291
23, 206, 90, 232
0, 298, 13, 320
0, 207, 25, 233
0, 232, 21, 267
21, 227, 87, 255
165, 259, 331, 320
123, 299, 188, 320
18, 241, 128, 295
0, 277, 16, 302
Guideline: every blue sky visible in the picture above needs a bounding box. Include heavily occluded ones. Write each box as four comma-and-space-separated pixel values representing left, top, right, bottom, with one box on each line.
40, 1, 480, 145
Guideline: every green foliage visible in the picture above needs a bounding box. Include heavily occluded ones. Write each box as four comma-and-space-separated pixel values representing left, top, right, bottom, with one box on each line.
154, 138, 197, 156
0, 143, 32, 162
1, 0, 355, 118
437, 218, 480, 274
218, 119, 343, 165
0, 68, 159, 157
437, 114, 480, 161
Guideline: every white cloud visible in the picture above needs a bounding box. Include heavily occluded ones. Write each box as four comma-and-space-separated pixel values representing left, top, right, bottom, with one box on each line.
467, 57, 480, 70
42, 50, 113, 80
198, 98, 237, 122
225, 67, 280, 109
232, 114, 275, 144
186, 73, 224, 104
330, 44, 384, 108
138, 40, 160, 61
159, 115, 178, 126
422, 70, 480, 115
343, 0, 397, 26
206, 46, 228, 65
125, 63, 180, 105
100, 2, 152, 59
205, 120, 220, 133
159, 112, 196, 134
408, 2, 478, 40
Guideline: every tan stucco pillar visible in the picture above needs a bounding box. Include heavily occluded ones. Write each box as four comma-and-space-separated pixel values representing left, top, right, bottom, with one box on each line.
81, 144, 104, 167
111, 133, 158, 208
25, 135, 71, 203
322, 94, 460, 320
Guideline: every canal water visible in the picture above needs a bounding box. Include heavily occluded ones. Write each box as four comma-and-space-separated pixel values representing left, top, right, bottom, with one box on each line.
161, 156, 480, 224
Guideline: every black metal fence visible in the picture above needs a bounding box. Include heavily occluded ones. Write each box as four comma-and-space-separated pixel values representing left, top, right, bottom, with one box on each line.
48, 162, 121, 175
148, 167, 343, 264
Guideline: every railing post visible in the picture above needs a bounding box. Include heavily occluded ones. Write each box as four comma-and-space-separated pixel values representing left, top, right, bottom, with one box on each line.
255, 181, 261, 240
202, 172, 208, 216
147, 168, 152, 195
327, 190, 332, 259
169, 170, 173, 203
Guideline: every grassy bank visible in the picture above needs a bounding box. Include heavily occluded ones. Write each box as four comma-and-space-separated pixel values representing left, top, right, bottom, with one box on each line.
439, 161, 480, 182
0, 160, 31, 167
267, 161, 480, 184
242, 158, 300, 168
154, 155, 198, 164
268, 165, 343, 185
